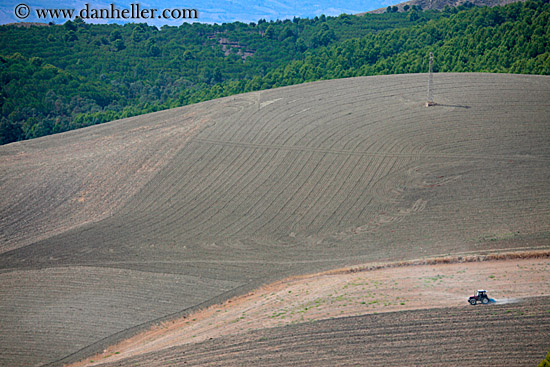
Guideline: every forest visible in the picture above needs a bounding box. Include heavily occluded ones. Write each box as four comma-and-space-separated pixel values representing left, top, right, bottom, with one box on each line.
1, 0, 549, 144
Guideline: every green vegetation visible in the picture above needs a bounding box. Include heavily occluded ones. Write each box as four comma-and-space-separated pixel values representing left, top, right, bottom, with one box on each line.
539, 349, 550, 367
1, 0, 549, 144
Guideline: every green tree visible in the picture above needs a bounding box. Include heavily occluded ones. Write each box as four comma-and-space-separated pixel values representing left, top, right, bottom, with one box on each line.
109, 30, 122, 41
265, 25, 275, 39
279, 26, 295, 41
409, 10, 420, 21
64, 31, 78, 42
113, 39, 125, 51
148, 44, 161, 56
0, 118, 22, 144
64, 20, 76, 31
212, 67, 223, 83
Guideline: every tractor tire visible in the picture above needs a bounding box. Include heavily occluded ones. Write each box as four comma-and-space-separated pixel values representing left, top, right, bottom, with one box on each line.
482, 297, 489, 304
469, 299, 476, 305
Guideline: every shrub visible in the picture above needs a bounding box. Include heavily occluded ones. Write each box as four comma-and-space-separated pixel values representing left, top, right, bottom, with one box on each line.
538, 349, 550, 367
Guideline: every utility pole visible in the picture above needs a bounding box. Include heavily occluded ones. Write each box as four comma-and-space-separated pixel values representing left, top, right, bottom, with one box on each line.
426, 52, 435, 107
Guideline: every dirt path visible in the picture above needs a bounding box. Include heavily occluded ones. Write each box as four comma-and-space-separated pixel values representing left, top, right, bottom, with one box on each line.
71, 252, 550, 366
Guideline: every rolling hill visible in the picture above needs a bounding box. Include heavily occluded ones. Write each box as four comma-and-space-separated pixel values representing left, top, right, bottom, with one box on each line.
367, 0, 525, 13
1, 73, 550, 366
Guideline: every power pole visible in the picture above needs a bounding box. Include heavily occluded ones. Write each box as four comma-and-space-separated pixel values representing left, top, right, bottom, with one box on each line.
426, 52, 435, 107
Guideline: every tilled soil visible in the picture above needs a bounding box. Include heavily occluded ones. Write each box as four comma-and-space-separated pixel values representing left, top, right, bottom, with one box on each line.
1, 74, 549, 367
71, 255, 550, 366
93, 296, 550, 367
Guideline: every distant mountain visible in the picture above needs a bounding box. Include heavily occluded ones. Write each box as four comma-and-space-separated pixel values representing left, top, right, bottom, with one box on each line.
365, 0, 525, 13
0, 0, 527, 26
1, 22, 50, 27
1, 0, 387, 25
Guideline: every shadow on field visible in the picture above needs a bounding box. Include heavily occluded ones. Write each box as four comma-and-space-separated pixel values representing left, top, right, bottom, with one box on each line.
435, 103, 471, 109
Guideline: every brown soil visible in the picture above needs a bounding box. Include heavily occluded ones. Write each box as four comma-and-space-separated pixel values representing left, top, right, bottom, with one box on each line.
91, 295, 550, 367
2, 73, 549, 367
71, 253, 550, 366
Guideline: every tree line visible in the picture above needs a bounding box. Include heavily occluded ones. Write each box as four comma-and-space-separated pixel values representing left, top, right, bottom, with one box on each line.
0, 0, 548, 144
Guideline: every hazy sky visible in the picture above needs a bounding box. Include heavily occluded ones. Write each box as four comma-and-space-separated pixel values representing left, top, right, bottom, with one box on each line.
1, 0, 392, 26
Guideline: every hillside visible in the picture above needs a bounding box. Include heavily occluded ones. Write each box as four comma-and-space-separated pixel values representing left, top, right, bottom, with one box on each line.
367, 0, 525, 13
0, 10, 432, 145
87, 296, 550, 366
1, 73, 549, 366
72, 255, 550, 366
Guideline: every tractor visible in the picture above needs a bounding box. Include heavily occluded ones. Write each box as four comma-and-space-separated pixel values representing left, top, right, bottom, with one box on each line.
468, 290, 490, 305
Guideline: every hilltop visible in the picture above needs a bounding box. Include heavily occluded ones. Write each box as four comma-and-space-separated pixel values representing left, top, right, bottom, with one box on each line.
367, 0, 525, 13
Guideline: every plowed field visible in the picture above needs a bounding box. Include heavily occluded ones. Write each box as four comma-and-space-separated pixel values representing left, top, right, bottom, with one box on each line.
91, 296, 550, 367
71, 254, 550, 367
1, 73, 549, 366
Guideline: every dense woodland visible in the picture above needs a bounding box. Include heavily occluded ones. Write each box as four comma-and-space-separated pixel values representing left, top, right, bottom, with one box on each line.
0, 0, 549, 144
